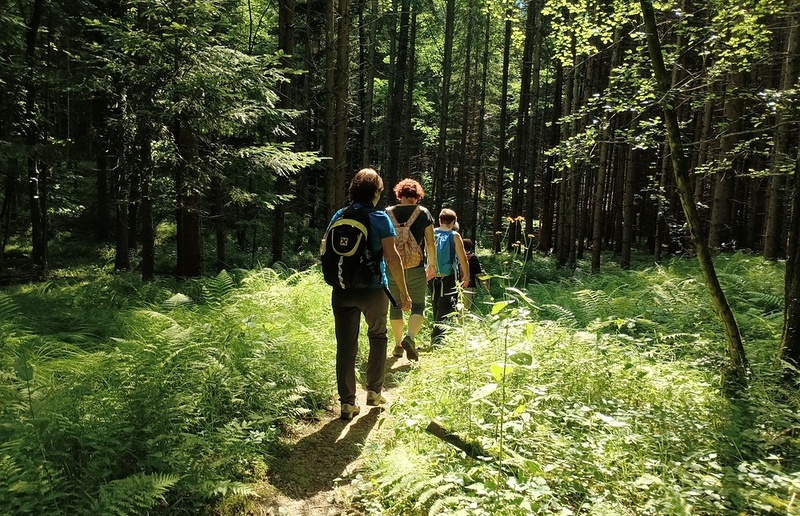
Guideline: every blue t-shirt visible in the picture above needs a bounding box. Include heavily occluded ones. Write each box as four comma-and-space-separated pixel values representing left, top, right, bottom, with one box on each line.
328, 203, 396, 288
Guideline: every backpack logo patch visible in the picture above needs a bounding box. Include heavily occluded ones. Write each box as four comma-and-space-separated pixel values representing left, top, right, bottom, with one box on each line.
387, 206, 424, 269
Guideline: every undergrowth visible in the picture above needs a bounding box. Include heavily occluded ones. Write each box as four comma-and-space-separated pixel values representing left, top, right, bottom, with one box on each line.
0, 267, 336, 515
352, 251, 800, 515
1, 252, 798, 515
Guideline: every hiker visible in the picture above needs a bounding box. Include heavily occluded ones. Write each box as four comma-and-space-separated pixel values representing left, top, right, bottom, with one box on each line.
461, 238, 489, 311
385, 178, 437, 361
431, 208, 469, 345
324, 168, 411, 420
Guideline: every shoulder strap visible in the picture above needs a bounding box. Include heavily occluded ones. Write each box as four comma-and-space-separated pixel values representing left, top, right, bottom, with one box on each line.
386, 207, 399, 226
405, 206, 422, 226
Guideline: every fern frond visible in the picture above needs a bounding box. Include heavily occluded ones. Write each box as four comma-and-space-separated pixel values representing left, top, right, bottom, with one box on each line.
576, 289, 611, 321
203, 270, 236, 305
163, 293, 193, 309
540, 304, 577, 328
0, 292, 20, 326
90, 472, 180, 516
206, 479, 260, 498
416, 477, 457, 508
744, 291, 784, 314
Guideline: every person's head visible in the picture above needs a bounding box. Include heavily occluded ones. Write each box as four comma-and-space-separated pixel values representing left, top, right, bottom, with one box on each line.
393, 178, 425, 202
438, 208, 457, 228
463, 238, 473, 253
349, 168, 384, 205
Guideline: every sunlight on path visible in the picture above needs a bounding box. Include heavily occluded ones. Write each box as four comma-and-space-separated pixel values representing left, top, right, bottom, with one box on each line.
256, 355, 411, 515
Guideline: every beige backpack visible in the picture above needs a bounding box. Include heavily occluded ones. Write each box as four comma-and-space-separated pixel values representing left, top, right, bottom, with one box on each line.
387, 206, 424, 269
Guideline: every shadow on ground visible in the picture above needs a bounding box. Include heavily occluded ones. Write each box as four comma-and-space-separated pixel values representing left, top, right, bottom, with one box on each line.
268, 406, 382, 499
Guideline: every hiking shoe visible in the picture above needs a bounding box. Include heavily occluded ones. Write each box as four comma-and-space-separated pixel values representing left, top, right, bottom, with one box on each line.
340, 403, 361, 420
401, 335, 419, 361
392, 345, 405, 358
366, 390, 387, 406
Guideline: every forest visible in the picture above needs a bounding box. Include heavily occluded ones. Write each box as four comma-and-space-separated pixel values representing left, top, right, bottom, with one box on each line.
1, 0, 799, 514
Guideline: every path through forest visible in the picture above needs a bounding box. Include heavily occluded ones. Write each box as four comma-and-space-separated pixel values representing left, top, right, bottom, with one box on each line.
256, 356, 411, 515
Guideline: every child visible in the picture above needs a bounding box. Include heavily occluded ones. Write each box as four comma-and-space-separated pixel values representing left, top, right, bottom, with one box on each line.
430, 209, 469, 345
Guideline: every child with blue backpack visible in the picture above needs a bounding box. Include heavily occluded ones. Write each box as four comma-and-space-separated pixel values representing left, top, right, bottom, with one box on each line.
431, 208, 470, 345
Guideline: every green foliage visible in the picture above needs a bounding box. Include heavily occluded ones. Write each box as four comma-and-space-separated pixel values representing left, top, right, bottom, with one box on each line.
0, 267, 336, 514
355, 252, 799, 515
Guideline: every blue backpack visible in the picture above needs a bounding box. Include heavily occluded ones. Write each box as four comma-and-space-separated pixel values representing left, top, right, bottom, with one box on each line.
434, 228, 456, 275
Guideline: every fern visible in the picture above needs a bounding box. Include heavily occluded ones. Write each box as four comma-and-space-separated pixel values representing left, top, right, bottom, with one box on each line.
90, 472, 180, 516
576, 289, 611, 322
0, 291, 20, 325
539, 304, 578, 328
202, 270, 236, 305
745, 291, 784, 314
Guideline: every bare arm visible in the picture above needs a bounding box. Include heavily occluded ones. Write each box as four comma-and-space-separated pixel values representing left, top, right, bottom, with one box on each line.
453, 232, 470, 289
382, 236, 411, 311
424, 223, 436, 281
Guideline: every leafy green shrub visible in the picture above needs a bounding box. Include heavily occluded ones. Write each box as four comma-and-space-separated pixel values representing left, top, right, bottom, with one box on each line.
0, 267, 336, 514
355, 253, 800, 515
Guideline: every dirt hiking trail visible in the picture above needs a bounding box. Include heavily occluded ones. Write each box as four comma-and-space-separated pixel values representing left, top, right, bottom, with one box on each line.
256, 357, 411, 515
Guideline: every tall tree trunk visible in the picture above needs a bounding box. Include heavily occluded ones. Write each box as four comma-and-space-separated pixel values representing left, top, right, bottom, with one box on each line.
401, 5, 418, 177
140, 158, 154, 281
525, 0, 544, 247
509, 0, 537, 250
620, 139, 637, 269
764, 13, 799, 260
591, 27, 622, 272
641, 0, 748, 387
324, 0, 342, 218
537, 61, 562, 254
333, 0, 350, 203
386, 0, 410, 191
433, 0, 456, 213
472, 8, 491, 243
455, 2, 474, 219
361, 0, 378, 166
175, 121, 203, 278
780, 149, 800, 374
272, 0, 295, 265
708, 71, 744, 249
24, 0, 47, 277
492, 10, 512, 253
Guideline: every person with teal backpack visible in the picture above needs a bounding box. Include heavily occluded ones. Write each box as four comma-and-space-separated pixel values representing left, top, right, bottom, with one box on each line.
431, 208, 469, 345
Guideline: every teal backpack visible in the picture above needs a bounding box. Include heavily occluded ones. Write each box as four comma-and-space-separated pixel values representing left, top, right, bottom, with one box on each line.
434, 228, 456, 275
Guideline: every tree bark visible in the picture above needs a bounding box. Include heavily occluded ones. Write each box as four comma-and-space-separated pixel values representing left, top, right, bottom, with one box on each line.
780, 149, 800, 373
24, 0, 47, 277
492, 10, 513, 253
509, 1, 537, 251
433, 0, 455, 214
386, 0, 410, 190
272, 0, 295, 265
708, 71, 744, 249
764, 13, 799, 260
641, 0, 748, 387
174, 121, 203, 278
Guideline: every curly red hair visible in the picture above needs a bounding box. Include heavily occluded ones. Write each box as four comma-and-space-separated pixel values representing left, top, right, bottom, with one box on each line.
393, 178, 425, 201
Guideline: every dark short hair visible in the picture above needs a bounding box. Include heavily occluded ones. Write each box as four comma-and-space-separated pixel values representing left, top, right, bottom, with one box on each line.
463, 238, 473, 252
349, 168, 384, 204
439, 208, 457, 225
393, 178, 425, 201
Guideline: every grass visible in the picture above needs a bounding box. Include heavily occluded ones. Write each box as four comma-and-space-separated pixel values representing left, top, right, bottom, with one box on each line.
352, 251, 800, 515
0, 251, 798, 515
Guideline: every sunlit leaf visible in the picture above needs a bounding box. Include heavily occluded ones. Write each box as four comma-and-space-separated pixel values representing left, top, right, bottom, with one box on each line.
490, 363, 514, 382
468, 383, 497, 403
